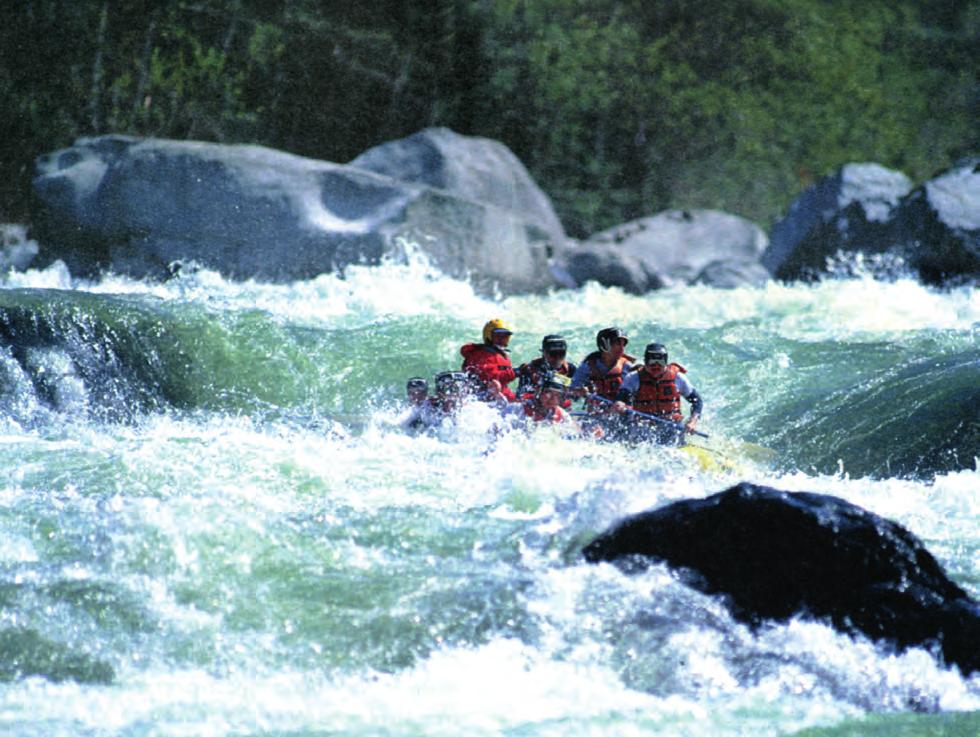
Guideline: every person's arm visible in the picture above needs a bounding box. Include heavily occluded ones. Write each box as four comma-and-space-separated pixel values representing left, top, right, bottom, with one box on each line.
611, 372, 638, 412
495, 364, 518, 385
615, 372, 639, 403
686, 389, 703, 416
676, 374, 702, 432
569, 361, 591, 396
515, 363, 532, 395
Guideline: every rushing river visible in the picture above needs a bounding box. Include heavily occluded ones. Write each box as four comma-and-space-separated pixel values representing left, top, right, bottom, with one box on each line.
0, 252, 977, 736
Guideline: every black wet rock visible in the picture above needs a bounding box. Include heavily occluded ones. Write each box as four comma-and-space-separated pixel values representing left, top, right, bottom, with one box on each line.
762, 163, 911, 281
582, 482, 980, 675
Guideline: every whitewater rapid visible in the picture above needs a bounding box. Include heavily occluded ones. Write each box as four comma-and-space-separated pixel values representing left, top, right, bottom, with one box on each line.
0, 254, 977, 736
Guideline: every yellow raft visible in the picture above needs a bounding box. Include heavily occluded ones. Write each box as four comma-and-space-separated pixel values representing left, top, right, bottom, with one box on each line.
680, 437, 777, 474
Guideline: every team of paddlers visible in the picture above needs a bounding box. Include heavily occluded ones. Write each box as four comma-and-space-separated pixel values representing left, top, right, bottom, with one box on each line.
400, 319, 703, 445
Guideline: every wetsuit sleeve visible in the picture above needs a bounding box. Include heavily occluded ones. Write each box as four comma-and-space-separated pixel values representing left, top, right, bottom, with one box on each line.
673, 374, 701, 415
569, 361, 591, 390
686, 390, 703, 417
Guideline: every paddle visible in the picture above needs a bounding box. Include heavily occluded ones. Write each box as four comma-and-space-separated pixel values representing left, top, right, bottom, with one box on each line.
585, 393, 710, 438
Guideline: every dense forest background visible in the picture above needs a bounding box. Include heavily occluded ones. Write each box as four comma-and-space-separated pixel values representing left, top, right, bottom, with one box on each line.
1, 0, 976, 238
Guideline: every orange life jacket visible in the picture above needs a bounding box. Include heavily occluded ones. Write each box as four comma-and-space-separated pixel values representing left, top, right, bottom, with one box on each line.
633, 363, 686, 421
583, 351, 632, 401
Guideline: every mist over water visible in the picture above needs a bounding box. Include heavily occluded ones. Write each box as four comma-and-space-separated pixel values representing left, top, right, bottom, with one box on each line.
1, 254, 977, 736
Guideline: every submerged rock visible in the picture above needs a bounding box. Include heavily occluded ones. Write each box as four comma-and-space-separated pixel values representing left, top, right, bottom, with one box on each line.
31, 134, 560, 294
559, 242, 664, 294
582, 482, 979, 676
692, 259, 771, 288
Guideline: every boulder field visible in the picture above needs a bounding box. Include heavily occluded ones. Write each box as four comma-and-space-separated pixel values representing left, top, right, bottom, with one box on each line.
30, 132, 560, 294
26, 129, 978, 291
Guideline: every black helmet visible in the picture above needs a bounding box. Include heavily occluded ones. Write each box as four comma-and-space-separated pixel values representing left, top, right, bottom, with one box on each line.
596, 327, 628, 352
541, 334, 567, 354
644, 343, 668, 364
406, 377, 428, 392
434, 371, 468, 394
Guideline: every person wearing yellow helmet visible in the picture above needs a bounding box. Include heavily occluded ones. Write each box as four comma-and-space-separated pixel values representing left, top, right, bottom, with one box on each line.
481, 317, 514, 345
461, 318, 518, 402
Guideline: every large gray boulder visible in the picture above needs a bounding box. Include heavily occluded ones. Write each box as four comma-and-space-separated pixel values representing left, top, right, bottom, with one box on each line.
564, 208, 769, 290
349, 127, 567, 248
558, 243, 663, 294
762, 163, 913, 280
891, 158, 980, 284
31, 135, 560, 294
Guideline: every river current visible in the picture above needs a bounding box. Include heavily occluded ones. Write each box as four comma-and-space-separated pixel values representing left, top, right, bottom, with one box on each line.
0, 252, 977, 736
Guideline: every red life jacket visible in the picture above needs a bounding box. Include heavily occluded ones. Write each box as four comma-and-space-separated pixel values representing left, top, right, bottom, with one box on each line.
460, 343, 517, 401
583, 351, 632, 401
633, 363, 686, 420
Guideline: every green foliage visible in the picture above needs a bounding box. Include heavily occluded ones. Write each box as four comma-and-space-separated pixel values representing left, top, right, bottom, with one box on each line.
0, 0, 976, 235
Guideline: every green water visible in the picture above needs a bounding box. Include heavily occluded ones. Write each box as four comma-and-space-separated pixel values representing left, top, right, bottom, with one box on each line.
0, 259, 977, 735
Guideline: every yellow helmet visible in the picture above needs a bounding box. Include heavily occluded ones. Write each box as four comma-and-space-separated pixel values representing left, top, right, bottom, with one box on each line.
482, 318, 514, 343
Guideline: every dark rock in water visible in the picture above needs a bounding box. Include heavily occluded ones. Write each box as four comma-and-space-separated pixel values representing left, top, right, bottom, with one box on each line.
567, 209, 769, 290
582, 482, 980, 675
763, 160, 980, 285
0, 288, 179, 423
560, 243, 664, 294
891, 158, 980, 285
692, 260, 771, 288
31, 134, 560, 294
762, 163, 912, 281
349, 126, 567, 248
